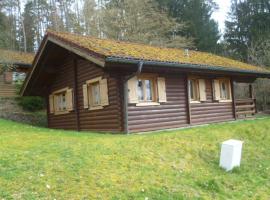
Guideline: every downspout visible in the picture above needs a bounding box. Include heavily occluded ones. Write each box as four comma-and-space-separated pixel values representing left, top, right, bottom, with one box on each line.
123, 61, 144, 134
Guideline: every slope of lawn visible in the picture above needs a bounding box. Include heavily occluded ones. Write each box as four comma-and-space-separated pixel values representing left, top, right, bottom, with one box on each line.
0, 118, 270, 199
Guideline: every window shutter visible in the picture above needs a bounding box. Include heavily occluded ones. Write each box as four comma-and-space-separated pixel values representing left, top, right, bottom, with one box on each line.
66, 88, 74, 111
53, 95, 59, 112
49, 95, 54, 114
227, 80, 232, 100
128, 76, 139, 103
100, 78, 109, 106
4, 71, 13, 84
83, 84, 89, 109
213, 79, 220, 100
199, 79, 206, 101
157, 77, 167, 102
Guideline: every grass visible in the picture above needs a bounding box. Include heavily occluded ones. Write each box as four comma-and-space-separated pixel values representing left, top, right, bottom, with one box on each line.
0, 118, 270, 199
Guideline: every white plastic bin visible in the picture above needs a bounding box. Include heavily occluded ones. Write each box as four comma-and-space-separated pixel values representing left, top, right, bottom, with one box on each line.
219, 139, 243, 171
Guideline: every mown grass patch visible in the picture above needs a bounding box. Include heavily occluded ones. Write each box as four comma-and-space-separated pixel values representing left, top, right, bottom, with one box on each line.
0, 118, 270, 199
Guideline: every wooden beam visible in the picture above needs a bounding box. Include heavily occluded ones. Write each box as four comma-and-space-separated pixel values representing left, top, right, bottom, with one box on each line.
249, 84, 254, 99
49, 37, 105, 67
73, 57, 80, 131
185, 74, 191, 124
231, 79, 237, 120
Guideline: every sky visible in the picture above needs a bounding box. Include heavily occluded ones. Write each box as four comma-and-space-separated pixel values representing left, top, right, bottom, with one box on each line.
212, 0, 231, 33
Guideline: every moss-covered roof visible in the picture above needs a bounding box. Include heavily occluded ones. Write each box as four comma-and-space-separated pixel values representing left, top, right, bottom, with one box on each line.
47, 30, 268, 73
0, 49, 34, 66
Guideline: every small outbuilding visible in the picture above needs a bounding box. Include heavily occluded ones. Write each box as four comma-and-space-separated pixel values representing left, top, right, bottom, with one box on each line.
0, 49, 34, 97
21, 30, 270, 133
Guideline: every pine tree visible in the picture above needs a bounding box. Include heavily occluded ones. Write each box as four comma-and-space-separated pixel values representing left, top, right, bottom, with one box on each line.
224, 0, 270, 62
101, 0, 193, 48
156, 0, 220, 52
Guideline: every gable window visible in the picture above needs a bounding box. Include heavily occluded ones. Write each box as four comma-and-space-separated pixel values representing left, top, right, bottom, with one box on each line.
49, 87, 74, 115
128, 74, 167, 106
213, 78, 232, 102
83, 76, 109, 110
189, 78, 206, 103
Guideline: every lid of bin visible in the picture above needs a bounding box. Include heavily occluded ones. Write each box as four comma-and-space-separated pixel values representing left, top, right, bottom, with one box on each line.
222, 139, 244, 146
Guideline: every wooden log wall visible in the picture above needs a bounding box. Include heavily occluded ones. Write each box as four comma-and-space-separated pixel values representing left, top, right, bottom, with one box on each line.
47, 56, 123, 132
76, 59, 123, 132
127, 74, 188, 132
190, 78, 234, 124
47, 57, 77, 130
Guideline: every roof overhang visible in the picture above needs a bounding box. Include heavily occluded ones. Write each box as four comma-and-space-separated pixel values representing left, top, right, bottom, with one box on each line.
106, 56, 270, 78
21, 35, 106, 96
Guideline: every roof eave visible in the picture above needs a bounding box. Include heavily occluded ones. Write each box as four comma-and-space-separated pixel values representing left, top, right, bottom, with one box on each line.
105, 56, 270, 78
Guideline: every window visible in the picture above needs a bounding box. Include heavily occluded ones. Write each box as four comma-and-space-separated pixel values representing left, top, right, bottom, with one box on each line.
137, 77, 155, 102
189, 79, 200, 102
213, 78, 232, 101
55, 92, 67, 112
189, 78, 206, 103
219, 79, 231, 100
49, 88, 73, 114
13, 72, 26, 83
83, 76, 109, 110
128, 74, 166, 106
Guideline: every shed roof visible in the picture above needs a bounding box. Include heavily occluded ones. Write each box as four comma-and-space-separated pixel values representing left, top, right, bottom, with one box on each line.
46, 30, 269, 74
0, 49, 34, 66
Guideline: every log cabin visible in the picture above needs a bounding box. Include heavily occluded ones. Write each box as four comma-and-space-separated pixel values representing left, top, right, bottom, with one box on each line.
21, 30, 270, 133
0, 49, 34, 97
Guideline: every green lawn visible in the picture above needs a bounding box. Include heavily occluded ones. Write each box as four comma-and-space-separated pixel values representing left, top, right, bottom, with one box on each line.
0, 118, 270, 200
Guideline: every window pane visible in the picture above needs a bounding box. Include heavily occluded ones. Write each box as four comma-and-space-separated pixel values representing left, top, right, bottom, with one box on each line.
137, 79, 144, 101
145, 80, 153, 101
62, 94, 66, 110
220, 82, 228, 99
92, 83, 100, 105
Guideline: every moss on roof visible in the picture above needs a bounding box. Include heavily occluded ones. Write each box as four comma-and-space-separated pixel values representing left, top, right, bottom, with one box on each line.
47, 30, 268, 73
0, 49, 34, 65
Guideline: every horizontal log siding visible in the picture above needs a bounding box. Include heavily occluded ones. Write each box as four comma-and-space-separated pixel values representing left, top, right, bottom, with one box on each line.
76, 59, 123, 132
47, 57, 77, 130
128, 75, 188, 132
190, 78, 234, 124
0, 75, 17, 97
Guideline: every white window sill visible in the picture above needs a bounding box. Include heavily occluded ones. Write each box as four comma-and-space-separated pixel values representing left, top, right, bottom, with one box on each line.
54, 111, 70, 115
219, 99, 232, 103
89, 105, 104, 110
136, 102, 161, 107
190, 101, 201, 104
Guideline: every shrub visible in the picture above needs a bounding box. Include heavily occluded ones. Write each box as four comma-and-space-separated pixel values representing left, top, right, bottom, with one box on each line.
17, 96, 45, 112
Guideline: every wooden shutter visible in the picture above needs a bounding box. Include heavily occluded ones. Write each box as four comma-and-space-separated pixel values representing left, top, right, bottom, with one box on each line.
227, 79, 232, 100
4, 71, 13, 84
157, 77, 167, 102
53, 95, 59, 112
49, 95, 54, 114
213, 79, 220, 100
199, 79, 206, 101
128, 76, 139, 103
66, 88, 74, 111
83, 84, 89, 109
100, 78, 109, 106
